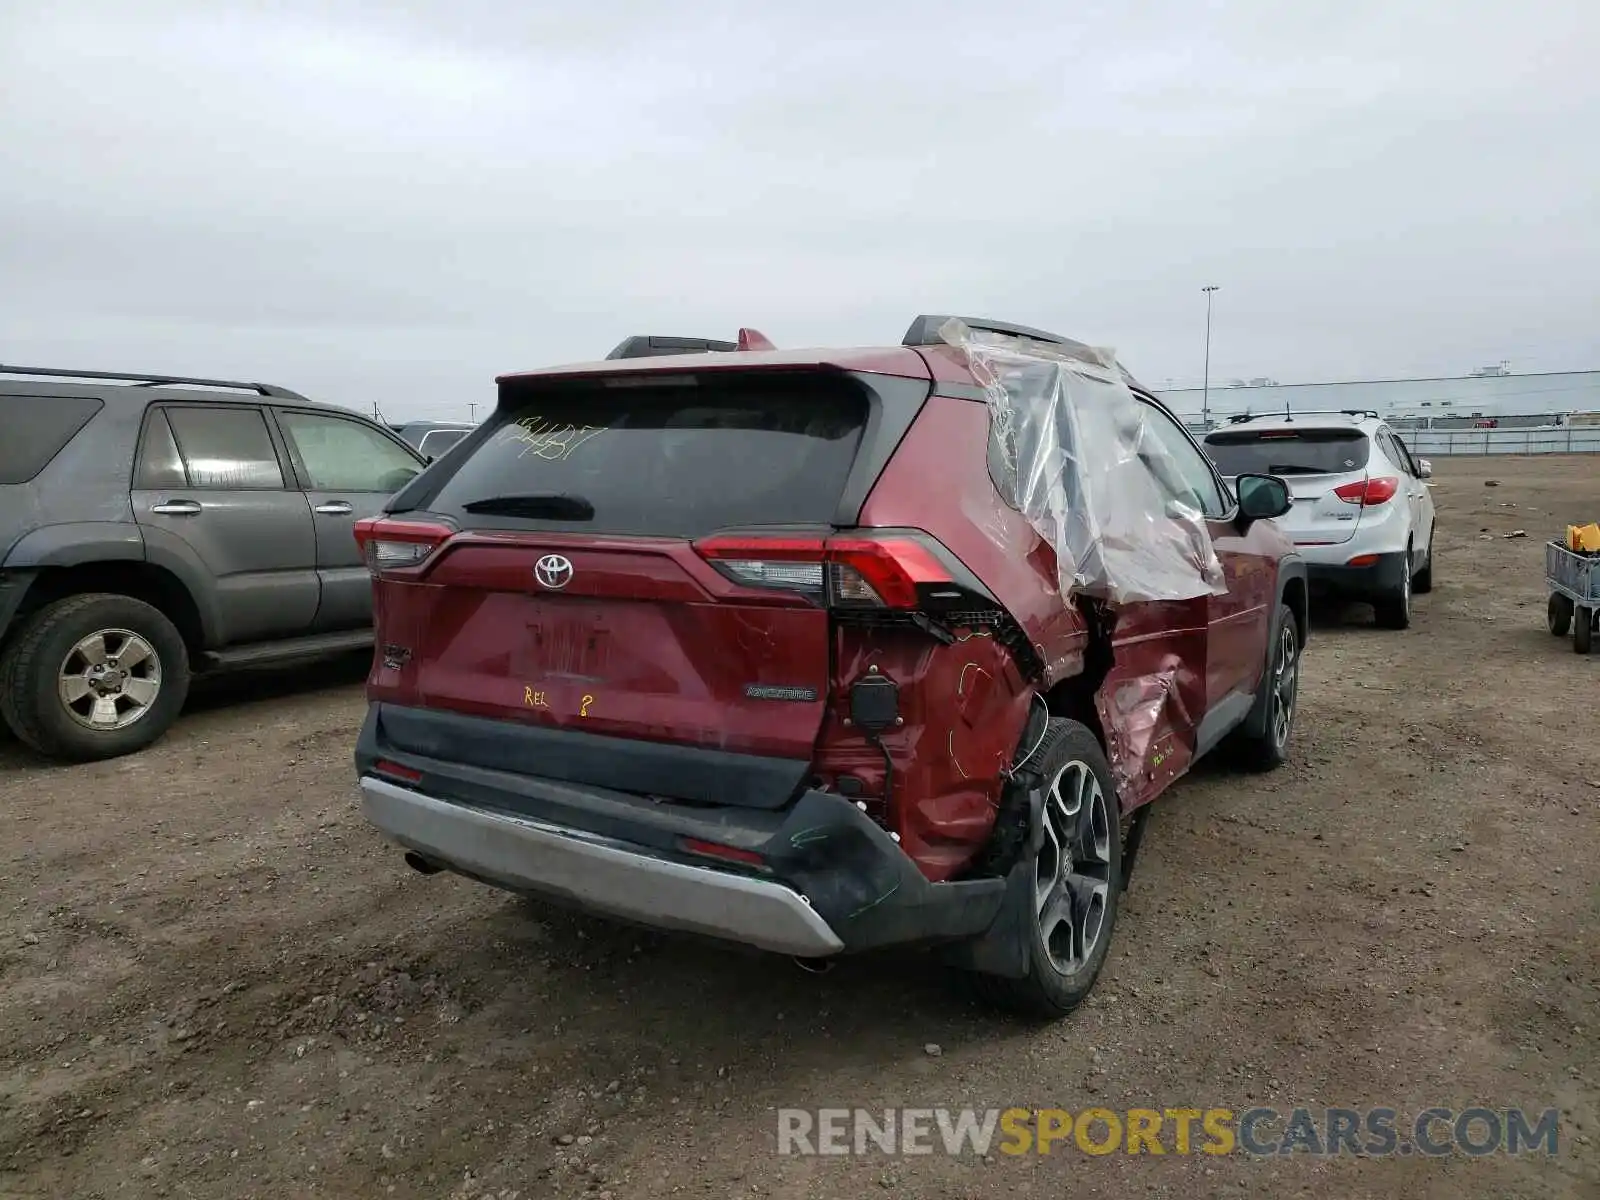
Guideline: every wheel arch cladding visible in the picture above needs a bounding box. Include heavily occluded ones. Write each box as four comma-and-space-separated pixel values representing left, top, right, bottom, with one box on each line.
15, 561, 207, 656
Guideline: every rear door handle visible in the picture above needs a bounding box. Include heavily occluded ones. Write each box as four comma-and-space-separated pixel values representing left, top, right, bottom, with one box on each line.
150, 500, 203, 515
314, 501, 354, 516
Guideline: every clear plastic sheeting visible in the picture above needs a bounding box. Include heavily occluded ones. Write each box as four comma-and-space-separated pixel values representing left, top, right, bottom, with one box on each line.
939, 319, 1226, 605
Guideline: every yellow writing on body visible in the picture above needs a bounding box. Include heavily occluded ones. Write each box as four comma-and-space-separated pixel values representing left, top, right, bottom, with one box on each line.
523, 687, 549, 708
500, 417, 608, 462
997, 1107, 1235, 1155
580, 694, 594, 717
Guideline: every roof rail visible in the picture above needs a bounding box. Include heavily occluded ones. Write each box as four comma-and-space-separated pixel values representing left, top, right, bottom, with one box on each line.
1224, 408, 1379, 425
605, 335, 739, 360
901, 314, 1090, 353
0, 363, 307, 400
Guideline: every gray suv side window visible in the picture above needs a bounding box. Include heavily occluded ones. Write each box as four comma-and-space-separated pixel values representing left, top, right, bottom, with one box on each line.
277, 410, 422, 493
133, 409, 187, 489
2, 394, 103, 485
164, 406, 286, 489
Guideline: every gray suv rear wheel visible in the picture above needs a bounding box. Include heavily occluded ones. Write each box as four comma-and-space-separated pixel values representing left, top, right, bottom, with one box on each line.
0, 593, 191, 761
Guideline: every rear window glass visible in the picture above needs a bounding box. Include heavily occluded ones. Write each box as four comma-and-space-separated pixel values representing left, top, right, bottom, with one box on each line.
426, 374, 867, 536
0, 395, 104, 484
1203, 428, 1370, 476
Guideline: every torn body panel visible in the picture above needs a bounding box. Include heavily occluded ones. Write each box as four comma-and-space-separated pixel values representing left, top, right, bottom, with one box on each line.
809, 622, 1035, 883
1095, 600, 1206, 810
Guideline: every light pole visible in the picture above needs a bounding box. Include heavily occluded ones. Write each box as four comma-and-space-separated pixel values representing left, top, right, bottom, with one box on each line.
1201, 285, 1219, 429
469, 402, 478, 422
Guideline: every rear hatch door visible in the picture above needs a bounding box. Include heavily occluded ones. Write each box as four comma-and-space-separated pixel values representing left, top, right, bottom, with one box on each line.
376, 367, 923, 801
1204, 426, 1371, 546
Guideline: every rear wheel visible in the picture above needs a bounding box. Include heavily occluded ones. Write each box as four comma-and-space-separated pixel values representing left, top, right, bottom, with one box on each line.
1577, 609, 1594, 656
0, 594, 190, 762
1548, 593, 1573, 637
966, 719, 1121, 1018
1374, 547, 1413, 629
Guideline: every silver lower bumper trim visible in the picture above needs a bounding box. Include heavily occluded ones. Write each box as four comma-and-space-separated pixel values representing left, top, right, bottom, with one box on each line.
359, 776, 844, 957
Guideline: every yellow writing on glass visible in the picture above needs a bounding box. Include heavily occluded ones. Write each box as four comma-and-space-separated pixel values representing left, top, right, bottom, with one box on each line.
500, 417, 608, 462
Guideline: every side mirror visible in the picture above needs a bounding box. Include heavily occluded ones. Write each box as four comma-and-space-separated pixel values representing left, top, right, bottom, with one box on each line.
1417, 458, 1432, 479
1236, 473, 1292, 521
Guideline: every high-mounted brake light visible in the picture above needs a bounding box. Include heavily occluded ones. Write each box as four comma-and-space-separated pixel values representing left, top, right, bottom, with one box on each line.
693, 533, 951, 610
1334, 477, 1399, 506
352, 517, 453, 574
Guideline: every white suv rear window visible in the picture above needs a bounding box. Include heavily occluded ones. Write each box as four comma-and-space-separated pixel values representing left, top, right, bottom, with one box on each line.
1203, 428, 1370, 476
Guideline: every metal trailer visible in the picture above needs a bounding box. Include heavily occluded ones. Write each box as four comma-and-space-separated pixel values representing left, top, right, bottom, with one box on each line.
1546, 541, 1600, 654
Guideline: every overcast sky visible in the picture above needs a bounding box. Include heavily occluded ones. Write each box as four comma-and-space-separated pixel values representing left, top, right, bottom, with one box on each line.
3, 0, 1596, 421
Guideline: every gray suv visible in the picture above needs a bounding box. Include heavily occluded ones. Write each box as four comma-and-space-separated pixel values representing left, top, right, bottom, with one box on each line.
0, 364, 427, 762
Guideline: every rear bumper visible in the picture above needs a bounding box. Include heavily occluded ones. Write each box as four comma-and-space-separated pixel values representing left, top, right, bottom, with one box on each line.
361, 775, 844, 955
355, 702, 1006, 958
1306, 550, 1408, 598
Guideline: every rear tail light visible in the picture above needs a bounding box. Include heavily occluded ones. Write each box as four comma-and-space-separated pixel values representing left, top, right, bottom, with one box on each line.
692, 533, 952, 610
1334, 477, 1399, 506
352, 517, 453, 574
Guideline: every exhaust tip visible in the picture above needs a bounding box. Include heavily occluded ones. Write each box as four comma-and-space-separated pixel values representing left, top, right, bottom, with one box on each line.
403, 851, 443, 876
792, 956, 835, 974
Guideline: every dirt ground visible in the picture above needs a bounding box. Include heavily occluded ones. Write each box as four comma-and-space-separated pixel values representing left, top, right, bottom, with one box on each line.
2, 455, 1597, 1200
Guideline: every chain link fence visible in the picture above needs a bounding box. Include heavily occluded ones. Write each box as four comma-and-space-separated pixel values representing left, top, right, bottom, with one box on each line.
1406, 426, 1600, 456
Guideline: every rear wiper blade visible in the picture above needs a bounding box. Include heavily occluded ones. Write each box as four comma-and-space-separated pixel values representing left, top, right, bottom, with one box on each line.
1266, 464, 1328, 475
461, 493, 595, 520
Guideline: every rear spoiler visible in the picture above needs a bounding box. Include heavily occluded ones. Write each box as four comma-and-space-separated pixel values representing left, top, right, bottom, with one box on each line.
605, 328, 776, 359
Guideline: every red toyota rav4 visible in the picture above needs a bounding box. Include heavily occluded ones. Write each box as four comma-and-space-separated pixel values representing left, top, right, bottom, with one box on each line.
353, 317, 1305, 1017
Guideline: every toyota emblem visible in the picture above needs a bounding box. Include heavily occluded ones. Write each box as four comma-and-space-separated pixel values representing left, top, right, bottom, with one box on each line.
534, 554, 574, 590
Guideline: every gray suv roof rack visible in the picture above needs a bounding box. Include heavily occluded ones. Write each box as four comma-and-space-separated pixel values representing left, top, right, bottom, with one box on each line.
0, 363, 308, 401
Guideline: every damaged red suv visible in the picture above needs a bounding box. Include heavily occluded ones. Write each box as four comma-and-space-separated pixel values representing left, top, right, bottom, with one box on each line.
354, 317, 1305, 1017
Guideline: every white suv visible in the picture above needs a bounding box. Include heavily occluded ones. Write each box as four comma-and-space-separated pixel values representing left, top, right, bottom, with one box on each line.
1202, 411, 1436, 629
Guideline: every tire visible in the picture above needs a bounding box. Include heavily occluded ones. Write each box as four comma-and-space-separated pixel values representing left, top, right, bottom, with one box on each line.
1227, 603, 1300, 771
1413, 530, 1434, 594
1374, 546, 1413, 630
1548, 594, 1573, 637
966, 718, 1121, 1018
0, 593, 191, 762
1576, 610, 1593, 656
